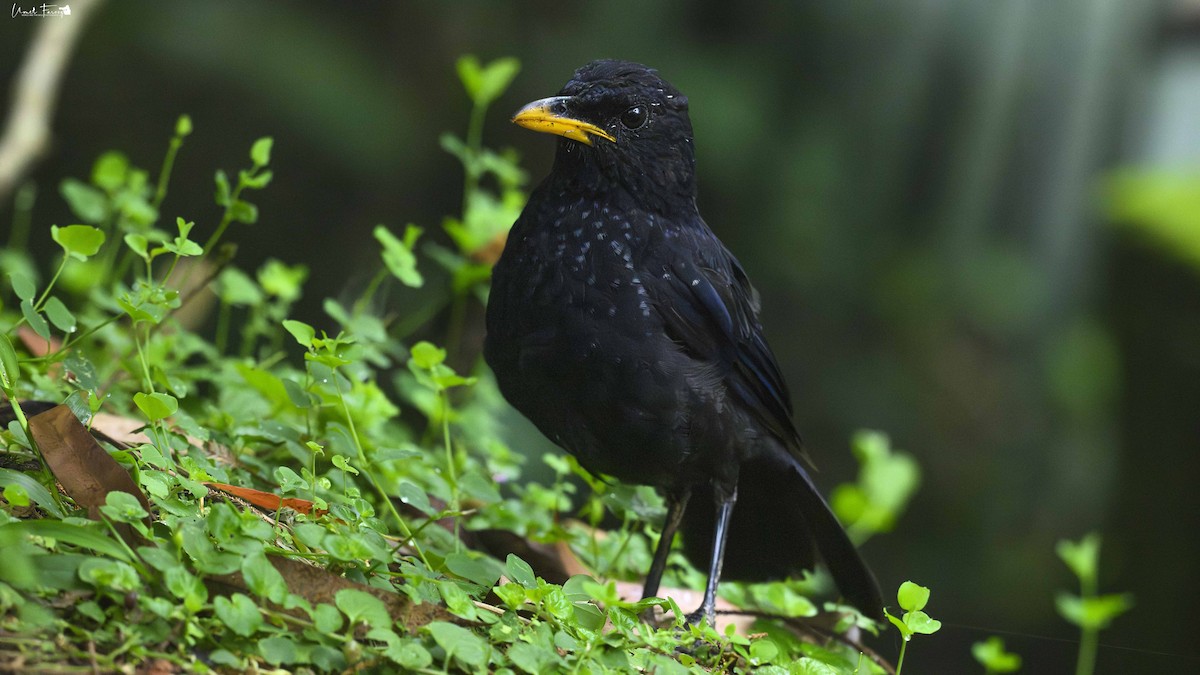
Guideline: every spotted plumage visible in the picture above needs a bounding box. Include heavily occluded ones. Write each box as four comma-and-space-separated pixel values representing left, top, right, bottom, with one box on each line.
485, 60, 883, 623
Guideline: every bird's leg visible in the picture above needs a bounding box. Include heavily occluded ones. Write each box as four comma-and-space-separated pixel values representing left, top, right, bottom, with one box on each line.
686, 485, 737, 627
640, 488, 690, 622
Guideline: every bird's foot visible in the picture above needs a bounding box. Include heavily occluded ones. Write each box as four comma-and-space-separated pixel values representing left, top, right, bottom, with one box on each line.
683, 606, 716, 628
639, 604, 716, 630
681, 598, 715, 624
639, 606, 662, 626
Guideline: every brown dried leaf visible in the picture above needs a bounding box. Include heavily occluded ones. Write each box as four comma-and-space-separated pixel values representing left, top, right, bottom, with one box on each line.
89, 412, 152, 447
28, 405, 151, 522
89, 412, 208, 453
208, 556, 454, 632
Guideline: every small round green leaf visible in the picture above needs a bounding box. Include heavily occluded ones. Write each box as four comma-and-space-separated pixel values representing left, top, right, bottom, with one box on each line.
91, 152, 129, 191
242, 551, 288, 603
133, 391, 178, 421
1056, 533, 1101, 585
475, 57, 521, 106
971, 636, 1022, 673
99, 491, 148, 523
250, 137, 273, 167
312, 603, 343, 634
51, 225, 106, 261
885, 609, 912, 640
282, 319, 315, 348
426, 621, 487, 669
410, 341, 445, 369
385, 638, 432, 670
330, 455, 359, 476
335, 588, 391, 630
59, 180, 108, 223
214, 169, 232, 207
505, 554, 537, 589
214, 593, 263, 637
3, 483, 30, 507
20, 299, 50, 340
43, 297, 76, 333
228, 199, 258, 225
255, 634, 295, 662
0, 334, 21, 390
374, 224, 424, 288
258, 260, 307, 301
9, 273, 36, 301
897, 580, 930, 612
125, 233, 150, 261
78, 558, 141, 593
905, 609, 942, 634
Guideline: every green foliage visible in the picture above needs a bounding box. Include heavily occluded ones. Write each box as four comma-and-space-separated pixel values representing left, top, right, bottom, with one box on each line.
374, 224, 424, 288
457, 55, 521, 109
1055, 533, 1133, 675
832, 430, 919, 544
1107, 169, 1200, 271
886, 580, 941, 675
972, 636, 1022, 673
0, 57, 930, 673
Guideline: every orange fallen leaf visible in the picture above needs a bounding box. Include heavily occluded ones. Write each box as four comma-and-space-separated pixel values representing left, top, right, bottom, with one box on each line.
204, 481, 327, 517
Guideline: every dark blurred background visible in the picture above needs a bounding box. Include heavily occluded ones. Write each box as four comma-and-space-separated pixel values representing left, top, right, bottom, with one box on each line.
3, 1, 1199, 671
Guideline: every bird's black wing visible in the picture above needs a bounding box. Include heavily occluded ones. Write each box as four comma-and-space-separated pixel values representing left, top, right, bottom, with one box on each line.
651, 226, 804, 454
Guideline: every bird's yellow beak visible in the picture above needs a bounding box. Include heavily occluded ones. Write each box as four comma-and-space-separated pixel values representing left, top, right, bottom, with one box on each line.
512, 96, 615, 146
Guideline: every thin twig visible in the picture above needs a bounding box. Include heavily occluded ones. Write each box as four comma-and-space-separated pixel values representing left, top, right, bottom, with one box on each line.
717, 608, 898, 674
0, 0, 104, 203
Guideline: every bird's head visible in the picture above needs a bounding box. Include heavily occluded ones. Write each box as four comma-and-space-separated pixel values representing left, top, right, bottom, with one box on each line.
513, 60, 696, 210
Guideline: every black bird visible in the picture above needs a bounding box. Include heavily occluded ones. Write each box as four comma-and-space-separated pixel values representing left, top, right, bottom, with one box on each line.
484, 60, 883, 624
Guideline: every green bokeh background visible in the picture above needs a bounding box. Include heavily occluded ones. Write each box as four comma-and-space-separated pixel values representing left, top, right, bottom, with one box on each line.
3, 1, 1198, 671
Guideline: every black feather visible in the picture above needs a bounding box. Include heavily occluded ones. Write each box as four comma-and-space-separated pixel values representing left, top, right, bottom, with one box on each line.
485, 59, 883, 621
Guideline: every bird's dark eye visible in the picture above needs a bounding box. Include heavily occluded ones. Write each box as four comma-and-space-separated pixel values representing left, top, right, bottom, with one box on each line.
620, 105, 649, 130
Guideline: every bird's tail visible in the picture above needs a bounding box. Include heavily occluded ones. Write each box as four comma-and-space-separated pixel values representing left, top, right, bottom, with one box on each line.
680, 451, 884, 619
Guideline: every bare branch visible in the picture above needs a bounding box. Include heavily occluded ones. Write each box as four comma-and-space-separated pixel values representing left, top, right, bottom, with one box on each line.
0, 0, 104, 203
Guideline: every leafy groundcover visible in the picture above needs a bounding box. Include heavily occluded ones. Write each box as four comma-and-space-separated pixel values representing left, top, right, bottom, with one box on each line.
0, 57, 928, 674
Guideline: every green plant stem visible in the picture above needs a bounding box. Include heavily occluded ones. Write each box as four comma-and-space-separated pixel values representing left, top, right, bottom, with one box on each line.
1076, 628, 1097, 675
462, 101, 487, 208
602, 516, 635, 576
133, 324, 155, 392
99, 516, 151, 578
391, 295, 448, 340
154, 137, 183, 209
31, 254, 69, 311
331, 369, 430, 569
1075, 572, 1099, 675
895, 639, 907, 675
163, 253, 183, 286
570, 639, 595, 675
201, 174, 251, 260
352, 267, 389, 317
60, 313, 121, 352
111, 246, 140, 288
202, 210, 236, 259
0, 395, 63, 511
440, 388, 460, 551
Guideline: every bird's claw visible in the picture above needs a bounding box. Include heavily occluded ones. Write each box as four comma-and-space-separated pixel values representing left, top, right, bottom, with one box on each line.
683, 607, 715, 628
